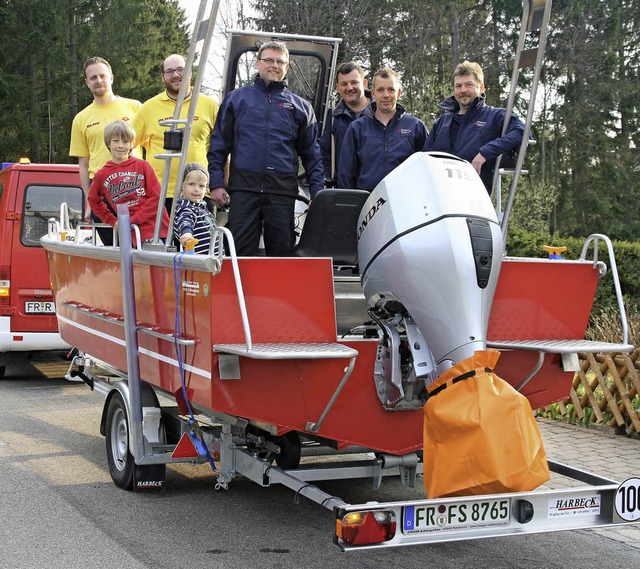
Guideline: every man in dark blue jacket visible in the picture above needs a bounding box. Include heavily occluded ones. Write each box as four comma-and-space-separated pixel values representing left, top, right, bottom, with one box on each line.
207, 41, 324, 256
423, 61, 525, 193
338, 68, 427, 192
319, 61, 371, 186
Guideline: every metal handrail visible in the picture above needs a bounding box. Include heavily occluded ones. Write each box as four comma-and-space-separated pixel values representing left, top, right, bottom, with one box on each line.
50, 202, 142, 249
61, 301, 196, 347
580, 233, 630, 346
215, 226, 254, 351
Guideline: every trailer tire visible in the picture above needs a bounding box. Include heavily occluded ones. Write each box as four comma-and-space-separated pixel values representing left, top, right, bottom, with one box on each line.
106, 392, 135, 490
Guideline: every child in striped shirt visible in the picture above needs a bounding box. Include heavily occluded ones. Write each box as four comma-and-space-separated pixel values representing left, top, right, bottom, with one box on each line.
173, 163, 218, 254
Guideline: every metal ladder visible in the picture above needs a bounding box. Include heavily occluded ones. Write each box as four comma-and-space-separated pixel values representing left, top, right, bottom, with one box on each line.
150, 0, 222, 247
493, 0, 553, 241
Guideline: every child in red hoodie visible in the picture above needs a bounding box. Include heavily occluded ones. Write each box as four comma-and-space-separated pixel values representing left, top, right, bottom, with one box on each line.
88, 119, 169, 246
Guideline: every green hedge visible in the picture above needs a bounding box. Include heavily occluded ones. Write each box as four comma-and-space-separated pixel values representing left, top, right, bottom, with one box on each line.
505, 228, 640, 317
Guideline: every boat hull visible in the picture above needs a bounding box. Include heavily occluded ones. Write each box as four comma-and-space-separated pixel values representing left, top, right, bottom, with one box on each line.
44, 242, 599, 454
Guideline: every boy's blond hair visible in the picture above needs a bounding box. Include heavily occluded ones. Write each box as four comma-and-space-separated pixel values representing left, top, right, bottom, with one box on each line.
103, 119, 136, 147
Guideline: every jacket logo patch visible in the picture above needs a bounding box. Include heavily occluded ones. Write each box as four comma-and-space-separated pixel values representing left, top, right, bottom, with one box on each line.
280, 102, 294, 110
474, 121, 486, 127
399, 128, 412, 134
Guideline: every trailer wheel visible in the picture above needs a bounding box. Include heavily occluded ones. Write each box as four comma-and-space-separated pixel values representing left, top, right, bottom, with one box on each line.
105, 392, 135, 490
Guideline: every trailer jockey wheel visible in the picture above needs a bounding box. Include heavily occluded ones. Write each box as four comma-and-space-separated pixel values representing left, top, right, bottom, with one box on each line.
105, 389, 166, 491
246, 427, 301, 469
273, 431, 301, 470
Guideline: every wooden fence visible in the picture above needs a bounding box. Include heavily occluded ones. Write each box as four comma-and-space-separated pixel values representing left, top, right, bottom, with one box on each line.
541, 348, 640, 435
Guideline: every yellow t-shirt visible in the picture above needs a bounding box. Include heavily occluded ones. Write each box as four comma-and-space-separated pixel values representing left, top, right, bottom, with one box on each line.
132, 91, 219, 198
69, 97, 142, 177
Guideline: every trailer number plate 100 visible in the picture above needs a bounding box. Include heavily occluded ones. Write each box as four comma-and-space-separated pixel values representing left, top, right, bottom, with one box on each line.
403, 499, 510, 534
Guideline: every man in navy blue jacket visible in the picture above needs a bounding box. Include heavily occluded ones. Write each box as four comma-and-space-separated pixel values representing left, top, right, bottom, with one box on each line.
319, 61, 371, 186
338, 68, 427, 192
423, 61, 525, 193
207, 41, 324, 256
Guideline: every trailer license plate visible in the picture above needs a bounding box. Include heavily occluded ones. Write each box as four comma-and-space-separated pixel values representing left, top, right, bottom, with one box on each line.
25, 301, 55, 314
402, 499, 510, 534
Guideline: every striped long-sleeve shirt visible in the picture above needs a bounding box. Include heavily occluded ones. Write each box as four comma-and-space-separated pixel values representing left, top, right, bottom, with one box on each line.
173, 197, 218, 254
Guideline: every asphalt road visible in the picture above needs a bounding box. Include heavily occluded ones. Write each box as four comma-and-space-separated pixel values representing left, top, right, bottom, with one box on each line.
1, 352, 639, 569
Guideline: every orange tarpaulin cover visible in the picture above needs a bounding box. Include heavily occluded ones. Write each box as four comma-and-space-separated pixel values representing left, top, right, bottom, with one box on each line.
423, 349, 550, 498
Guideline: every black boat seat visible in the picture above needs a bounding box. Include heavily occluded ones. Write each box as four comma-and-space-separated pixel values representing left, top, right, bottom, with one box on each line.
292, 189, 369, 266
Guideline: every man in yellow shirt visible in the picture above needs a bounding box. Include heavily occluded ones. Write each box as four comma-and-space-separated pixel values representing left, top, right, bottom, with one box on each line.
132, 53, 219, 213
69, 56, 141, 244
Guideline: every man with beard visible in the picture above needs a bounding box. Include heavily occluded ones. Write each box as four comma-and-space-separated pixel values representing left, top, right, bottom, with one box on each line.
69, 56, 141, 245
132, 53, 219, 213
423, 61, 525, 194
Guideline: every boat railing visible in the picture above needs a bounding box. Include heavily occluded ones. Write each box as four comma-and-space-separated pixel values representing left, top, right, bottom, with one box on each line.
47, 202, 143, 249
488, 233, 634, 391
580, 233, 630, 347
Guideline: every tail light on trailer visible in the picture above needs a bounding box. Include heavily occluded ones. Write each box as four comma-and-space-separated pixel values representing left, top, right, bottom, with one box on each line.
335, 509, 397, 546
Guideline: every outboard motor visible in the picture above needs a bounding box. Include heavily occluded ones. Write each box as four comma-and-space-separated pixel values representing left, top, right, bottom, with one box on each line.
357, 152, 504, 409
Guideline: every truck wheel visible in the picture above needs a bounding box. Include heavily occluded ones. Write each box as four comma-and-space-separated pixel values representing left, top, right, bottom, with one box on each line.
105, 392, 135, 490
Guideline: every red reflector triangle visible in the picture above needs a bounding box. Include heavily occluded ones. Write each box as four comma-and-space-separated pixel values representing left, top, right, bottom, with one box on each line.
171, 432, 199, 459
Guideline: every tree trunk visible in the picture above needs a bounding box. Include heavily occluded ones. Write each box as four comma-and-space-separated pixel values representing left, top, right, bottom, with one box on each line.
69, 0, 78, 116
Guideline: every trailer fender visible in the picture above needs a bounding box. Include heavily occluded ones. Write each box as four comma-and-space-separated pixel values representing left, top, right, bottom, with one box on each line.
99, 380, 161, 439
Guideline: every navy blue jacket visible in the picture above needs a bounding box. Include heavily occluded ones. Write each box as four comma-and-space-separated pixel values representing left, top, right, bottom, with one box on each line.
207, 75, 324, 198
423, 94, 525, 191
319, 89, 372, 183
338, 103, 427, 191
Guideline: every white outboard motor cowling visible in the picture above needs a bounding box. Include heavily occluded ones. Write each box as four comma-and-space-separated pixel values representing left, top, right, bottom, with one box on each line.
357, 152, 503, 407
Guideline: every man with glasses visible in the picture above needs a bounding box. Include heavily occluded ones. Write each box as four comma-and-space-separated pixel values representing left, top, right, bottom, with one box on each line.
132, 53, 219, 213
69, 56, 142, 245
207, 41, 324, 256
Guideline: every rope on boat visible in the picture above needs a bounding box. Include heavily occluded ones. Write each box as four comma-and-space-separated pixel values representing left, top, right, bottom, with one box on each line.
173, 250, 217, 472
